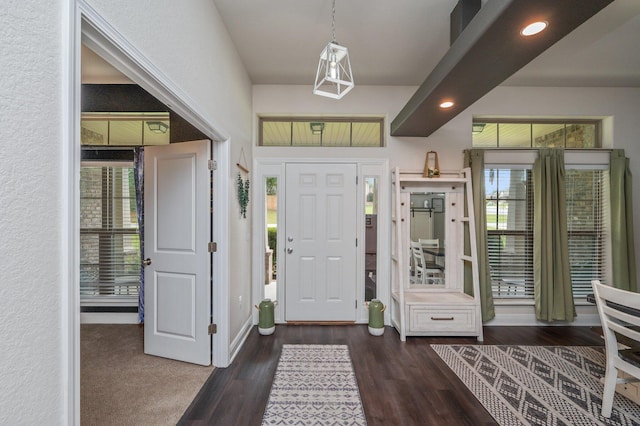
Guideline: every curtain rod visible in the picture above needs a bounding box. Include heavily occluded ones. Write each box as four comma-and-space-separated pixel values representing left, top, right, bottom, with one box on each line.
464, 148, 613, 152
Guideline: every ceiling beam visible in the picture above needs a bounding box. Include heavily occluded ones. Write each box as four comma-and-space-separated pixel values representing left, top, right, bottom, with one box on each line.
390, 0, 614, 137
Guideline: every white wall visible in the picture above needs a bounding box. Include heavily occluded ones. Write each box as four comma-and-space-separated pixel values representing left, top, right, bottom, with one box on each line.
0, 0, 66, 423
84, 0, 255, 355
254, 84, 640, 321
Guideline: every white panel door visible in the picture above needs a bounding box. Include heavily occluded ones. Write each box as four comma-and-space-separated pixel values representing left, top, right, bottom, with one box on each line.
285, 163, 357, 321
144, 140, 211, 366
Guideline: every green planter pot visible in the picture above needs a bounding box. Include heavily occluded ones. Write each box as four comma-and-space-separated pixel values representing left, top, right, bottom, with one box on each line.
367, 299, 386, 336
255, 299, 277, 335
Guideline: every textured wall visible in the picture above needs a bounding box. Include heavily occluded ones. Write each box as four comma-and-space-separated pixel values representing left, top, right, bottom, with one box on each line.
0, 0, 65, 423
1, 0, 254, 422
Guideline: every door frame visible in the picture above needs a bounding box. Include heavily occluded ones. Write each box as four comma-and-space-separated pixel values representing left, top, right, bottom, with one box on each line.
252, 158, 390, 325
65, 2, 231, 422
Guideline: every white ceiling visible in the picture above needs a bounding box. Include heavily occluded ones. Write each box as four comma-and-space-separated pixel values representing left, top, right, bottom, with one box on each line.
212, 0, 640, 88
83, 0, 640, 88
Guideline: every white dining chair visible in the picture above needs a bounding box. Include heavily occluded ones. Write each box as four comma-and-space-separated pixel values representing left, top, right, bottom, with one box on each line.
410, 241, 442, 285
418, 238, 442, 268
592, 279, 640, 417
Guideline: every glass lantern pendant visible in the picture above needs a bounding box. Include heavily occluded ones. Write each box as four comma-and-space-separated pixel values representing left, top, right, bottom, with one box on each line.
312, 0, 354, 99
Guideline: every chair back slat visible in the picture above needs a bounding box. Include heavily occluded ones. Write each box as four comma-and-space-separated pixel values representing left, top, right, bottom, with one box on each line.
591, 279, 640, 418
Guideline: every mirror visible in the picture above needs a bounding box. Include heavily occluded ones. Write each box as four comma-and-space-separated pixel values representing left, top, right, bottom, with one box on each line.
409, 192, 446, 288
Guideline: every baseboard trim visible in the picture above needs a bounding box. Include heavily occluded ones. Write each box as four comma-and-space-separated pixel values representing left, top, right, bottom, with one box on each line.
484, 313, 601, 327
229, 316, 253, 365
286, 321, 356, 326
80, 312, 139, 324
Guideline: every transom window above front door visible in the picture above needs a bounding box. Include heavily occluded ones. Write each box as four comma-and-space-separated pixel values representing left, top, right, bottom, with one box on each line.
259, 117, 384, 147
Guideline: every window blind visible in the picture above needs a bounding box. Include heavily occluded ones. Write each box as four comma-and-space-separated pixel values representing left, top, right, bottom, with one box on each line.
485, 166, 610, 300
485, 168, 534, 298
80, 164, 140, 303
566, 169, 609, 297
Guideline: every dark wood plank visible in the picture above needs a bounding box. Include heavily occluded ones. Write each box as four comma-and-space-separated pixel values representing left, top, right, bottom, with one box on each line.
179, 325, 603, 426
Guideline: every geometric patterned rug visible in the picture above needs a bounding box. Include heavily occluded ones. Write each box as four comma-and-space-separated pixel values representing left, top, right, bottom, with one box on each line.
262, 344, 367, 425
432, 345, 640, 426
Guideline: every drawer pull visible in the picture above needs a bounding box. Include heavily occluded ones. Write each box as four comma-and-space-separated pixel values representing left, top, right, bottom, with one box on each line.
431, 316, 454, 321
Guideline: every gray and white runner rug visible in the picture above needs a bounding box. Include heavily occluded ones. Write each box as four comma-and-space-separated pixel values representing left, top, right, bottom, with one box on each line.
262, 344, 367, 425
432, 345, 640, 426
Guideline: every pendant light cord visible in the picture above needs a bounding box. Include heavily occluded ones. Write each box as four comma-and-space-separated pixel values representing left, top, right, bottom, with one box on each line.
331, 0, 336, 43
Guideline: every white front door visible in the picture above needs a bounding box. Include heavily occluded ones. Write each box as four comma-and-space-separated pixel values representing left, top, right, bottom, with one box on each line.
284, 163, 357, 321
144, 140, 211, 366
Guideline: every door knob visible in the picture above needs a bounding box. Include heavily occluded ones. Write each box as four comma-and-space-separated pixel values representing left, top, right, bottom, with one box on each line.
287, 248, 293, 254
142, 258, 152, 266
287, 236, 294, 242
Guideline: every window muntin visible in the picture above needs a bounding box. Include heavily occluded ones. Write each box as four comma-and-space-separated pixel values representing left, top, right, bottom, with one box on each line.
259, 117, 383, 147
80, 164, 140, 302
473, 120, 600, 148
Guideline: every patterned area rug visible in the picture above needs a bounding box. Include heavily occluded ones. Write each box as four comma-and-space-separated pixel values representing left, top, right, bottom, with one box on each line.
262, 344, 367, 425
432, 345, 640, 426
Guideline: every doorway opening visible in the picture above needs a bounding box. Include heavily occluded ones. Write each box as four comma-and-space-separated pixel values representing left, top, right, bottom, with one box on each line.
70, 6, 233, 422
253, 159, 390, 325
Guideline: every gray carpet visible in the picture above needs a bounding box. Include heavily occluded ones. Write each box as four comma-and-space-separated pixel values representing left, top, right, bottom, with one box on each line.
81, 324, 213, 425
432, 345, 640, 426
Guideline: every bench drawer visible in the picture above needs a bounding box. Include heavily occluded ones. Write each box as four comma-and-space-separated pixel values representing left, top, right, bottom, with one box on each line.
408, 306, 476, 333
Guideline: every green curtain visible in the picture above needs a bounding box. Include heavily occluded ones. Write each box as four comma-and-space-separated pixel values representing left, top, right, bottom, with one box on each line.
533, 149, 575, 322
610, 149, 637, 292
463, 149, 495, 321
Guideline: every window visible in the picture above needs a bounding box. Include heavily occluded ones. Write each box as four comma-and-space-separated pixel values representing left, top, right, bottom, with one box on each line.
566, 169, 609, 296
81, 112, 170, 146
486, 163, 610, 300
473, 120, 600, 148
259, 117, 384, 147
80, 163, 140, 304
486, 168, 534, 298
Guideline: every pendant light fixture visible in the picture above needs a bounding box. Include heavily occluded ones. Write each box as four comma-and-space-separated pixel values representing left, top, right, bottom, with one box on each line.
312, 0, 354, 99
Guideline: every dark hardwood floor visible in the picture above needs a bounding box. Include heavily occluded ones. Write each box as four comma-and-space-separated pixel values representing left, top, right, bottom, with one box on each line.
179, 325, 603, 425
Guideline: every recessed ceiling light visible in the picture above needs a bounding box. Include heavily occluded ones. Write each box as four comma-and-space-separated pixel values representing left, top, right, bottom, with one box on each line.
439, 101, 454, 109
521, 21, 548, 36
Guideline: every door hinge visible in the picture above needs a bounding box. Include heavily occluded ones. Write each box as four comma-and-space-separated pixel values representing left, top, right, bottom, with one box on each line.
208, 242, 217, 252
208, 324, 217, 334
208, 160, 217, 171
355, 300, 358, 308
356, 238, 358, 247
356, 176, 358, 184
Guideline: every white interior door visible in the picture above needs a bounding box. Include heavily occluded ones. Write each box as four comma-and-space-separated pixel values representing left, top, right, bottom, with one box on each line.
144, 140, 211, 366
285, 163, 357, 321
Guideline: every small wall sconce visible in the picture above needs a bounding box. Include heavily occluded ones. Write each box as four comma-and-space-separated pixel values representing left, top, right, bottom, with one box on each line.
310, 122, 325, 135
147, 121, 169, 134
423, 151, 440, 178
